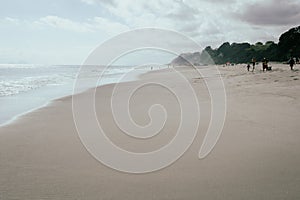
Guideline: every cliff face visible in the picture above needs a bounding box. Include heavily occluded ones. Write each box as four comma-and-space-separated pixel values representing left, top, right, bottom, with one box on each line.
170, 25, 300, 65
170, 52, 202, 66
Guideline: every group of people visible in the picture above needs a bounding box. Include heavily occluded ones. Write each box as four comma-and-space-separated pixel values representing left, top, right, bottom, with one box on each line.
246, 58, 259, 72
246, 57, 299, 72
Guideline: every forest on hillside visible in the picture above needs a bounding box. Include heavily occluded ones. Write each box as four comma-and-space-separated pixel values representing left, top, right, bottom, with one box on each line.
200, 26, 300, 65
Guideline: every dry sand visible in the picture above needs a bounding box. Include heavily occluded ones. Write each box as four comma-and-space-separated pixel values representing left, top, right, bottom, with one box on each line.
0, 63, 300, 199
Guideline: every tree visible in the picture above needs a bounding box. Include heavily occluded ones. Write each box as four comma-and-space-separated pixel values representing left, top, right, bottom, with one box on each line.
278, 26, 300, 60
199, 26, 300, 64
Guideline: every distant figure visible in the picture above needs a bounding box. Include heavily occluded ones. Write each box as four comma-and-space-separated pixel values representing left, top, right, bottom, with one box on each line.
289, 57, 295, 70
151, 66, 153, 70
247, 63, 251, 71
262, 58, 268, 72
251, 58, 256, 72
296, 57, 299, 64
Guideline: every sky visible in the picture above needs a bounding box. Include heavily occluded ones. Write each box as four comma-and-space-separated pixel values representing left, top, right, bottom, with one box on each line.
0, 0, 299, 65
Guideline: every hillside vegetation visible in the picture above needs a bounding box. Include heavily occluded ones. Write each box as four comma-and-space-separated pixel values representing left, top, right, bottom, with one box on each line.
171, 26, 300, 65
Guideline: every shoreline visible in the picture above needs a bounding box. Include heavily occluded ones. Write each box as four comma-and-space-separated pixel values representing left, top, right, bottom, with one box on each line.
0, 67, 156, 128
0, 62, 296, 128
1, 61, 291, 127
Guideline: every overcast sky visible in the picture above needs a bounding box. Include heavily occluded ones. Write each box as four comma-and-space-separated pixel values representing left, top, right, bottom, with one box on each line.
1, 0, 299, 64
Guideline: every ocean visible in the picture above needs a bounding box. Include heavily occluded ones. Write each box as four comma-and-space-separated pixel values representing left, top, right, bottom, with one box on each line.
0, 64, 159, 126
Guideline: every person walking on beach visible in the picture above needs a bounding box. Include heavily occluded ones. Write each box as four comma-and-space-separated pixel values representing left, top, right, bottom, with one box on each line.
251, 58, 256, 72
289, 57, 295, 70
247, 63, 251, 71
262, 58, 268, 72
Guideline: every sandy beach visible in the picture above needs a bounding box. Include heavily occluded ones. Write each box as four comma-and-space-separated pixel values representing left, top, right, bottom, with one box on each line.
0, 63, 300, 199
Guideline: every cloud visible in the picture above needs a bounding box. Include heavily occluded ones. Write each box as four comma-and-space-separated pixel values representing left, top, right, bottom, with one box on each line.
165, 1, 199, 21
236, 0, 300, 26
204, 0, 236, 3
80, 0, 115, 6
76, 0, 295, 48
2, 17, 20, 25
5, 17, 19, 23
80, 0, 96, 5
36, 15, 129, 34
37, 16, 93, 32
92, 16, 129, 33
